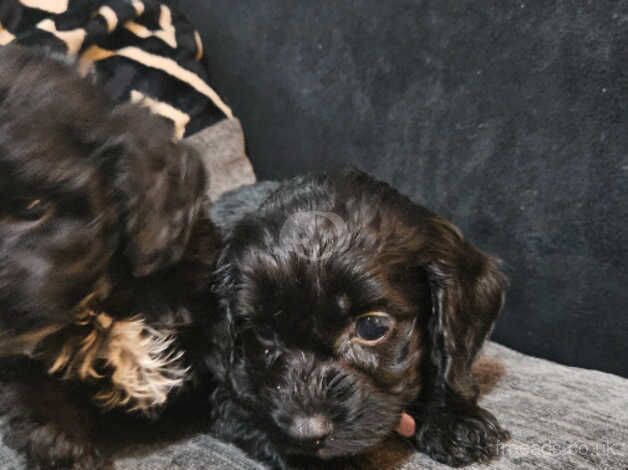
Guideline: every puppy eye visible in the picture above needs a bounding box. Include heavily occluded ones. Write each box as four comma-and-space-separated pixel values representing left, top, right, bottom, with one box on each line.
354, 313, 393, 344
10, 198, 53, 222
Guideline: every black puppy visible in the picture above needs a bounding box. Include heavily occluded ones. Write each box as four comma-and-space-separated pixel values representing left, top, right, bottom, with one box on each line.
0, 45, 218, 469
208, 170, 509, 468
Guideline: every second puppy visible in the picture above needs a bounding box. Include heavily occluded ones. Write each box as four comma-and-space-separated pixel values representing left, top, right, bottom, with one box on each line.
0, 45, 218, 469
208, 170, 509, 469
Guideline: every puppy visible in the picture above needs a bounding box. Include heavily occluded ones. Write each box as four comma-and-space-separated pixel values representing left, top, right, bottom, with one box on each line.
0, 45, 218, 469
208, 170, 509, 469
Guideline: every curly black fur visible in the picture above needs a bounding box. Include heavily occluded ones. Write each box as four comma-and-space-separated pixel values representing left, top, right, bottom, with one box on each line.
0, 45, 219, 469
208, 170, 509, 468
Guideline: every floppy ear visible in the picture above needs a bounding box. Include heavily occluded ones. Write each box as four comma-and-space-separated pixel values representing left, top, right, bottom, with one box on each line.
422, 217, 507, 401
98, 134, 207, 277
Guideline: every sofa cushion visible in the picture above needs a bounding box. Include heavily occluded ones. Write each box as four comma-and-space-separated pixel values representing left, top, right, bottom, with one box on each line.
186, 118, 256, 202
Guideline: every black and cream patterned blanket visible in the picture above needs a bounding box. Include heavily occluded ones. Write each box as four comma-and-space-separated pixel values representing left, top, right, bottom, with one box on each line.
0, 0, 233, 138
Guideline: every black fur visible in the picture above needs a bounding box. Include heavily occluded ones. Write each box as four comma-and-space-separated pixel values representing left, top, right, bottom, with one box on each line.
0, 45, 218, 469
208, 170, 509, 468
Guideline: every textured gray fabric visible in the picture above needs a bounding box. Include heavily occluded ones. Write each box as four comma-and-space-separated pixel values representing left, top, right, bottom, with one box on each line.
115, 434, 263, 470
0, 417, 22, 470
187, 118, 257, 202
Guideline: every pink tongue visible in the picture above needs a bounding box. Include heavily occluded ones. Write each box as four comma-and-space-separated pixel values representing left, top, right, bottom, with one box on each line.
395, 412, 416, 437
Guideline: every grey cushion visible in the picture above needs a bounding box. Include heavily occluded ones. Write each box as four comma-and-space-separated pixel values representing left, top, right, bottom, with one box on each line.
186, 118, 256, 202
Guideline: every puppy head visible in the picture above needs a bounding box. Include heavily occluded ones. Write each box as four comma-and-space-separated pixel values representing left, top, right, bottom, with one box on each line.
216, 169, 505, 459
0, 45, 206, 336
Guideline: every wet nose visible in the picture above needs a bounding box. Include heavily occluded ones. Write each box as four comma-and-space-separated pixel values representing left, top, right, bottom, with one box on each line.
288, 414, 334, 442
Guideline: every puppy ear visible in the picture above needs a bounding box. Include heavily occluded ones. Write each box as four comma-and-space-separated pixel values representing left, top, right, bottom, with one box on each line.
98, 134, 207, 277
422, 217, 506, 401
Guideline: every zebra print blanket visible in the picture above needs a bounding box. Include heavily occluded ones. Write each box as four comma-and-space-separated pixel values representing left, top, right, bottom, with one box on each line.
0, 0, 232, 139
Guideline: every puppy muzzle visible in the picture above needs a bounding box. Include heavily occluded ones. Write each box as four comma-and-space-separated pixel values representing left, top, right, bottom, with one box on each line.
264, 353, 403, 458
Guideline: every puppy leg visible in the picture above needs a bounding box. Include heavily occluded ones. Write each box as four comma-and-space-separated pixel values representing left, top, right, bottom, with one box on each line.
0, 362, 107, 470
409, 389, 509, 467
411, 223, 509, 466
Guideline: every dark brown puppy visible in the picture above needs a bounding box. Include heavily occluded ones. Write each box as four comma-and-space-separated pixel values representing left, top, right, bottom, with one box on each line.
208, 170, 509, 469
0, 45, 218, 469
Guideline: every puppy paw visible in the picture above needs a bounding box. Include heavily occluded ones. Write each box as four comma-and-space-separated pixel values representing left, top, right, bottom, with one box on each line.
7, 421, 106, 470
412, 405, 509, 467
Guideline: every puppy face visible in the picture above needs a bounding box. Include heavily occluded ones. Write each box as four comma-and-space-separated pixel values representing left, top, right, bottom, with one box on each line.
227, 249, 427, 458
216, 170, 505, 459
0, 46, 205, 341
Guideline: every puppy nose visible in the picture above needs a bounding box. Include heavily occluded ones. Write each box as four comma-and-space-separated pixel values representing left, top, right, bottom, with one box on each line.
288, 414, 334, 442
